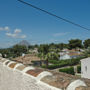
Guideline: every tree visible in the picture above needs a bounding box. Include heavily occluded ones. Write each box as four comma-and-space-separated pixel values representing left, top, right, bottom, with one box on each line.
84, 47, 90, 57
13, 45, 28, 57
44, 53, 51, 68
83, 39, 90, 48
68, 39, 82, 49
38, 44, 49, 55
38, 52, 44, 60
47, 52, 60, 60
56, 43, 69, 50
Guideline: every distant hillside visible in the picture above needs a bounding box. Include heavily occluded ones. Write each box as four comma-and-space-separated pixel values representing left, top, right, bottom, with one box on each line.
18, 40, 30, 47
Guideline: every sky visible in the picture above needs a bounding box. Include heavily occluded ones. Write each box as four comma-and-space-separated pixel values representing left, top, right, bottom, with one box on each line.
0, 0, 90, 48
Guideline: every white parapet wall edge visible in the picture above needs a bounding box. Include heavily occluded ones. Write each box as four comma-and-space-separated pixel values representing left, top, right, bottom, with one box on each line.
7, 61, 15, 67
22, 66, 35, 73
3, 60, 10, 66
38, 80, 62, 90
66, 79, 86, 90
13, 63, 23, 70
36, 71, 53, 81
0, 57, 2, 59
1, 58, 5, 60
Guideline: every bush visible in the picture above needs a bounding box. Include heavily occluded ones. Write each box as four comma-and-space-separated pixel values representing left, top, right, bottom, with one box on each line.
41, 57, 85, 70
59, 67, 75, 75
48, 58, 81, 68
42, 58, 81, 69
77, 65, 81, 73
41, 65, 46, 68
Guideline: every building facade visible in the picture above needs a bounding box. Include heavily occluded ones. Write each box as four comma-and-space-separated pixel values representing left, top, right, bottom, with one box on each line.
81, 58, 90, 79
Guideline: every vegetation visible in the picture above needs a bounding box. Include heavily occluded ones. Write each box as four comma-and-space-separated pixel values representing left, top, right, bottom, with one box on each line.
84, 47, 90, 57
0, 45, 28, 58
77, 65, 81, 73
41, 56, 86, 69
12, 45, 28, 57
83, 39, 90, 48
0, 38, 90, 70
59, 67, 75, 75
68, 39, 83, 49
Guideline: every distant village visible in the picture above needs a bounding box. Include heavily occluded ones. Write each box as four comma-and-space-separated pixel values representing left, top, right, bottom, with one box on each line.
0, 39, 90, 79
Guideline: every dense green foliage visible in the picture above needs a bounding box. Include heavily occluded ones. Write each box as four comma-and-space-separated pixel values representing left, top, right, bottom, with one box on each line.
41, 56, 86, 69
42, 59, 79, 69
77, 65, 81, 73
0, 48, 12, 58
12, 45, 28, 57
0, 45, 28, 58
38, 44, 49, 55
28, 39, 90, 52
68, 39, 83, 49
84, 47, 90, 57
83, 39, 90, 48
59, 67, 75, 75
0, 38, 90, 62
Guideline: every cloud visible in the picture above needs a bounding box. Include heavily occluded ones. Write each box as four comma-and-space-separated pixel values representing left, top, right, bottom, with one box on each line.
53, 32, 70, 37
14, 29, 21, 34
0, 26, 9, 31
6, 29, 26, 39
19, 35, 26, 39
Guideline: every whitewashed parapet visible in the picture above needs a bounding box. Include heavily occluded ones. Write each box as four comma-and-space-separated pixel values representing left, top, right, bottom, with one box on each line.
0, 57, 89, 90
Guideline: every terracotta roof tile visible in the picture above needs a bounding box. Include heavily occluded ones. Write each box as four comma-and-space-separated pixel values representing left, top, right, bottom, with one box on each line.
13, 54, 41, 65
41, 71, 79, 89
9, 63, 17, 68
26, 69, 43, 77
68, 52, 81, 56
16, 65, 26, 71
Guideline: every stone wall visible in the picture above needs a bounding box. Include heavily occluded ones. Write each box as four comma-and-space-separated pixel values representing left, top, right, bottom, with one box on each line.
0, 57, 89, 90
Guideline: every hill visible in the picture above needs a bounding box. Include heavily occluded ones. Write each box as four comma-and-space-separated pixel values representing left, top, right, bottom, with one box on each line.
18, 40, 30, 47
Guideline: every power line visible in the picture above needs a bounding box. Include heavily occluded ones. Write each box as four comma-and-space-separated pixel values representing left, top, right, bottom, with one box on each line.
18, 0, 90, 31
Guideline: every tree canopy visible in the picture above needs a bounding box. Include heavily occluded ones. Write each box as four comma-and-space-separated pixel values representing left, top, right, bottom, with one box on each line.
83, 39, 90, 48
68, 39, 82, 49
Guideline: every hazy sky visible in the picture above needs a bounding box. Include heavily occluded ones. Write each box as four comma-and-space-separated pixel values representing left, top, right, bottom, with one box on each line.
0, 0, 90, 48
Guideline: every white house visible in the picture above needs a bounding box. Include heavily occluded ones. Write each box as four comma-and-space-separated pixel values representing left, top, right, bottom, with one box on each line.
29, 48, 38, 54
81, 58, 90, 79
59, 52, 81, 60
59, 48, 82, 60
60, 54, 71, 60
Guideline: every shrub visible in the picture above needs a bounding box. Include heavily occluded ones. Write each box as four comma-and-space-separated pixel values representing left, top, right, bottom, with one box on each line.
41, 57, 84, 70
59, 67, 75, 75
77, 65, 81, 73
41, 65, 46, 68
48, 58, 81, 68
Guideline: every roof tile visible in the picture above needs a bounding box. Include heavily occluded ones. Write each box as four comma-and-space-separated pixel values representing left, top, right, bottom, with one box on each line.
26, 69, 43, 77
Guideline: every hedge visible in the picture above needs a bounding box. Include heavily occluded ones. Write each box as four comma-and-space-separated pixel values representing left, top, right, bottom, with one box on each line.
44, 59, 80, 69
49, 56, 86, 65
77, 65, 81, 73
59, 67, 75, 75
41, 56, 86, 69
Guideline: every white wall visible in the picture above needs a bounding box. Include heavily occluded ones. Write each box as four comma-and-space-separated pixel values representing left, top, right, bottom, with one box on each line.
81, 58, 90, 79
60, 54, 71, 60
0, 58, 87, 90
0, 59, 61, 90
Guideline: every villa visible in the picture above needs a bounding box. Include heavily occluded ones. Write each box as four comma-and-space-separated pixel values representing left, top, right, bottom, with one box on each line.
59, 49, 82, 60
81, 58, 90, 79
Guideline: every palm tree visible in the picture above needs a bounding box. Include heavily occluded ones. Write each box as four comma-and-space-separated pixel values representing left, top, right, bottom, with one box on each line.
38, 52, 44, 66
44, 53, 51, 68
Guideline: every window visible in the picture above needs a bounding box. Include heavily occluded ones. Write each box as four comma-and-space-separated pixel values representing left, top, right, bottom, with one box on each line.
85, 66, 87, 72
